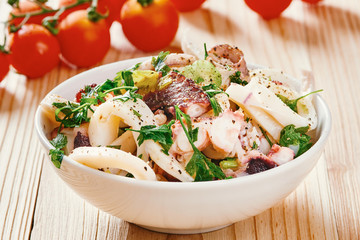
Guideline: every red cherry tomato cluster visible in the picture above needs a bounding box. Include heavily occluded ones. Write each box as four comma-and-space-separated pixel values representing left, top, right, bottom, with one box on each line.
0, 0, 207, 81
244, 0, 323, 20
2, 0, 120, 79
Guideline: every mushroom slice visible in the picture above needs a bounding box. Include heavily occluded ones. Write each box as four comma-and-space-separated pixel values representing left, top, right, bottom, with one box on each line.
69, 147, 157, 181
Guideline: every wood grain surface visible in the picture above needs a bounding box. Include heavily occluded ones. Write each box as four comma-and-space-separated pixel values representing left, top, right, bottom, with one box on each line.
1, 0, 359, 239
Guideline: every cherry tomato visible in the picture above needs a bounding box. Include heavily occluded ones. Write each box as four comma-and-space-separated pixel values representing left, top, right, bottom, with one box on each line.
170, 0, 206, 12
0, 52, 10, 82
57, 10, 110, 68
244, 0, 292, 20
301, 0, 322, 4
8, 24, 60, 78
58, 0, 90, 21
121, 0, 179, 52
9, 0, 54, 27
104, 0, 126, 24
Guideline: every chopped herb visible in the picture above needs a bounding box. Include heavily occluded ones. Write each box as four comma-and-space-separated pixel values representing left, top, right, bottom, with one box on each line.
53, 101, 93, 129
209, 97, 222, 116
202, 84, 225, 117
279, 125, 312, 157
174, 107, 198, 143
152, 51, 171, 76
118, 128, 125, 137
138, 154, 143, 159
132, 109, 142, 118
175, 106, 225, 181
201, 83, 218, 91
127, 120, 175, 155
113, 69, 135, 87
131, 62, 141, 71
252, 141, 258, 150
49, 133, 68, 168
204, 43, 208, 59
125, 172, 134, 178
277, 89, 323, 113
229, 71, 248, 86
113, 88, 143, 103
245, 117, 250, 123
106, 145, 122, 149
259, 127, 273, 147
79, 81, 135, 105
50, 133, 68, 149
49, 149, 64, 169
203, 89, 224, 98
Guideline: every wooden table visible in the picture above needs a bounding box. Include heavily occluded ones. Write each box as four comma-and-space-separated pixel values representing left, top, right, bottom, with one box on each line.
1, 0, 360, 239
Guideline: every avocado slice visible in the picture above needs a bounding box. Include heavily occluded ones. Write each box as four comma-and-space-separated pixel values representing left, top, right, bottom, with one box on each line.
132, 70, 159, 94
181, 60, 222, 88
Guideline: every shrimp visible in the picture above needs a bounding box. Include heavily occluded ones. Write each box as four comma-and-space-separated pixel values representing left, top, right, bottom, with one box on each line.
207, 44, 250, 88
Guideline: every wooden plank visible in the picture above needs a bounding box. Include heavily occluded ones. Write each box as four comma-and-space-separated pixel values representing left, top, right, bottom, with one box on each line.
0, 0, 360, 239
304, 0, 360, 238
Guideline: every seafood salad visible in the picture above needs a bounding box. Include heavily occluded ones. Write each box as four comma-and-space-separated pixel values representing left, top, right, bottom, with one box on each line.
41, 44, 320, 182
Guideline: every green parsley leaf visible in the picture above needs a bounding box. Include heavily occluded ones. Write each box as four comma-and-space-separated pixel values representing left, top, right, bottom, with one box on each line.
49, 149, 64, 169
204, 43, 208, 60
175, 106, 226, 181
106, 145, 122, 149
209, 97, 222, 116
279, 124, 312, 157
113, 70, 135, 87
132, 109, 142, 118
125, 172, 134, 178
229, 71, 248, 86
49, 133, 68, 169
277, 89, 323, 113
252, 141, 258, 150
7, 0, 19, 7
50, 133, 68, 149
127, 120, 175, 155
131, 62, 141, 70
174, 106, 198, 143
201, 83, 218, 91
53, 101, 93, 129
201, 84, 225, 117
259, 127, 273, 147
113, 88, 143, 103
152, 51, 171, 76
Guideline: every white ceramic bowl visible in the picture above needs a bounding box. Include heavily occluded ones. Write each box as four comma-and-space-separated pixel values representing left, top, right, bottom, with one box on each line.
35, 58, 332, 234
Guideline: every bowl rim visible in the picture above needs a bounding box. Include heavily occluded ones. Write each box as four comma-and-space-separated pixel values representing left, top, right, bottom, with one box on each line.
34, 58, 332, 189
